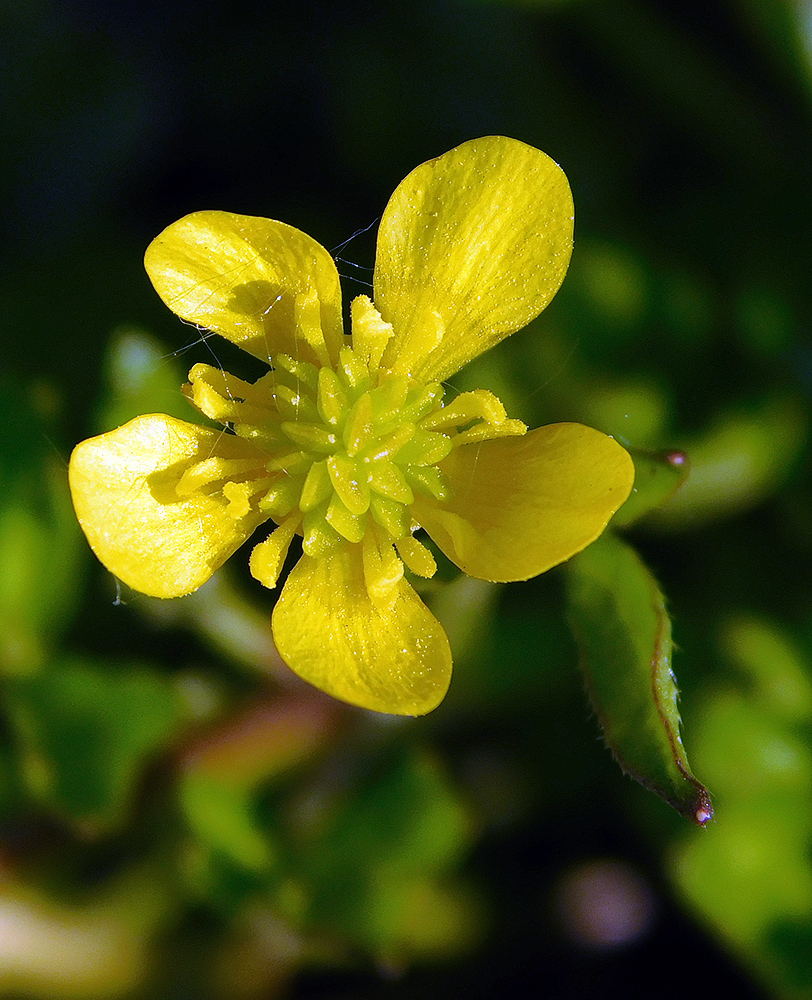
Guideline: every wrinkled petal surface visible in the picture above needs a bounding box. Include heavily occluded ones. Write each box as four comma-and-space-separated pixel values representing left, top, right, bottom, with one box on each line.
374, 136, 573, 383
144, 211, 344, 367
413, 424, 634, 582
69, 415, 268, 598
272, 546, 452, 715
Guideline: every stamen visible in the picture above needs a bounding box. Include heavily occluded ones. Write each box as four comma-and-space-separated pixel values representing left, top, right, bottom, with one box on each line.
273, 354, 320, 393
369, 495, 410, 539
184, 379, 265, 425
362, 529, 404, 605
369, 461, 414, 504
338, 346, 371, 391
176, 457, 263, 497
185, 364, 276, 424
280, 422, 336, 452
420, 389, 507, 431
299, 460, 333, 512
394, 429, 453, 466
343, 393, 374, 457
188, 363, 267, 406
265, 450, 312, 473
272, 384, 319, 423
316, 367, 348, 427
302, 509, 341, 558
294, 287, 331, 367
351, 295, 394, 373
249, 515, 301, 589
325, 495, 365, 543
405, 466, 450, 501
403, 383, 444, 422
453, 418, 527, 446
259, 477, 300, 516
368, 375, 410, 423
223, 481, 253, 519
395, 534, 437, 578
327, 453, 371, 515
361, 425, 414, 462
234, 423, 286, 449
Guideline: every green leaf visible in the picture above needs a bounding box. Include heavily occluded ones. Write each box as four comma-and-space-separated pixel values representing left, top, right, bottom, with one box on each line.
7, 657, 185, 831
612, 448, 690, 528
565, 533, 712, 824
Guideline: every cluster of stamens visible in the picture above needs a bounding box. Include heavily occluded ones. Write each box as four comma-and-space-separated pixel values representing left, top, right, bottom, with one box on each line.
175, 295, 525, 597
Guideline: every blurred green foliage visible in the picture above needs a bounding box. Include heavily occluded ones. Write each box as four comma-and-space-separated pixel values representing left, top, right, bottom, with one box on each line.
3, 0, 812, 996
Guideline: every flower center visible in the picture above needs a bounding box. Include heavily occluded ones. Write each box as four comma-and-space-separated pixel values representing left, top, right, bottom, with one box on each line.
249, 349, 451, 558
179, 295, 526, 592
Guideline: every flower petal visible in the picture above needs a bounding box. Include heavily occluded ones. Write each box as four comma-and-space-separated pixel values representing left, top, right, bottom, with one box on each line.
69, 415, 269, 598
144, 211, 344, 368
374, 136, 573, 383
272, 546, 452, 715
413, 424, 634, 582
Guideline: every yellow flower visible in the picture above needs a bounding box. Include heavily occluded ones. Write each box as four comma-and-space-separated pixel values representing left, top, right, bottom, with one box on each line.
69, 136, 634, 716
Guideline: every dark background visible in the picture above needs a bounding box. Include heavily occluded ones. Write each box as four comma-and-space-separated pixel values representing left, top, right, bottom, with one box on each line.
3, 0, 812, 997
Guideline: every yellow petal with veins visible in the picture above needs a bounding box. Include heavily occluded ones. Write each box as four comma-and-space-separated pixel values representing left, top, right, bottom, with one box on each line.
374, 136, 573, 383
69, 415, 269, 598
272, 546, 452, 715
144, 211, 343, 368
413, 424, 634, 582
